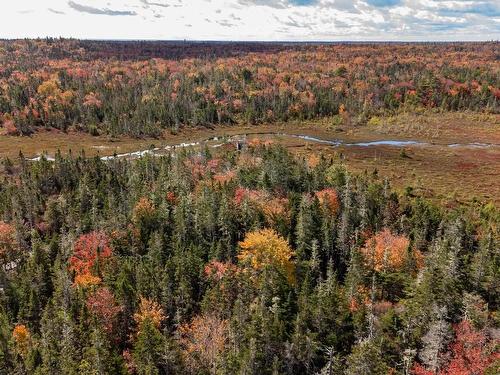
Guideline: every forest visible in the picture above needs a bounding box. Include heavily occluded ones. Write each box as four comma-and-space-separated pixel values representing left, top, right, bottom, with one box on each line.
0, 40, 499, 375
0, 40, 498, 137
0, 142, 498, 374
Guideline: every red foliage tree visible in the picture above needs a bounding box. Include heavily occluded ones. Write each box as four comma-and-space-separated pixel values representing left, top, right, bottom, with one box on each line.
412, 319, 500, 375
443, 320, 499, 375
86, 287, 123, 335
69, 231, 112, 286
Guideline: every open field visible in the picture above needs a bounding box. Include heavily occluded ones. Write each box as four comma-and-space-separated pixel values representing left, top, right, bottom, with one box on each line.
295, 141, 500, 207
282, 112, 500, 205
1, 112, 499, 205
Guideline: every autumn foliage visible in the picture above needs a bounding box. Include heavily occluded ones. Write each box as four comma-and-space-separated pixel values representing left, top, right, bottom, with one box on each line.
69, 231, 112, 286
315, 188, 340, 215
73, 273, 102, 288
0, 221, 16, 258
412, 320, 500, 375
12, 324, 30, 357
179, 314, 229, 374
204, 260, 239, 282
0, 131, 498, 374
86, 287, 123, 335
0, 40, 497, 136
361, 229, 412, 272
238, 228, 295, 284
234, 188, 290, 226
132, 197, 156, 225
1, 118, 18, 136
133, 296, 165, 330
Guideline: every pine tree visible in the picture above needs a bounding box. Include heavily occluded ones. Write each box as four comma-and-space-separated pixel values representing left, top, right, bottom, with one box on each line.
78, 326, 121, 375
345, 339, 390, 375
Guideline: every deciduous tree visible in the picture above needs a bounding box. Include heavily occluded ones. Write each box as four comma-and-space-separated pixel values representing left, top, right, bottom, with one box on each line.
238, 228, 295, 284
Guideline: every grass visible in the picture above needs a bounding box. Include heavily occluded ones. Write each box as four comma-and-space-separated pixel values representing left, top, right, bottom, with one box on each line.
300, 142, 499, 206
1, 112, 499, 206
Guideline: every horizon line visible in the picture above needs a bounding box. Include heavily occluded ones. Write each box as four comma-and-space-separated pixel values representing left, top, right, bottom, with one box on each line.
1, 37, 499, 43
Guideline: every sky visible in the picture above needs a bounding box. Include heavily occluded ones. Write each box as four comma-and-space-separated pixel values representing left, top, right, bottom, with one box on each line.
1, 0, 499, 41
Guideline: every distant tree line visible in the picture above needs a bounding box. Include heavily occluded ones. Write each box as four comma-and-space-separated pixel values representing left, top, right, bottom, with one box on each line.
0, 40, 498, 137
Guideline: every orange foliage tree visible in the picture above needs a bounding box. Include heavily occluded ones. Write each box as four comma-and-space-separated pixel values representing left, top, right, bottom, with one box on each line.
132, 197, 157, 245
133, 296, 165, 331
179, 314, 229, 375
12, 324, 30, 358
261, 197, 290, 227
132, 197, 156, 225
69, 231, 112, 287
361, 229, 411, 272
0, 221, 16, 258
238, 228, 295, 284
315, 188, 340, 215
233, 188, 289, 227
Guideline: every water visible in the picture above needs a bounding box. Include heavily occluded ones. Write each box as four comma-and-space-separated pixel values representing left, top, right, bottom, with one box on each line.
448, 142, 494, 148
27, 132, 499, 161
284, 135, 423, 147
284, 134, 342, 146
347, 140, 423, 147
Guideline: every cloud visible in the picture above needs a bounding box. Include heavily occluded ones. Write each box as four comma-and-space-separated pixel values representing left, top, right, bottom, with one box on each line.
323, 0, 359, 12
141, 0, 170, 7
140, 0, 182, 8
67, 1, 137, 16
290, 0, 317, 5
238, 0, 317, 8
1, 0, 498, 40
238, 0, 287, 8
438, 2, 500, 17
274, 14, 314, 29
365, 0, 401, 7
48, 8, 65, 15
217, 19, 236, 27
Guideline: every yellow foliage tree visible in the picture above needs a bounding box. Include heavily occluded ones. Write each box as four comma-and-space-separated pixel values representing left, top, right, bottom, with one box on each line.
133, 296, 165, 330
238, 228, 295, 284
132, 197, 156, 225
37, 79, 61, 98
73, 273, 102, 288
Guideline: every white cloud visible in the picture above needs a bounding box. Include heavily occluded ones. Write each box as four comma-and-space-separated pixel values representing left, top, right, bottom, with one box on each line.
0, 0, 498, 40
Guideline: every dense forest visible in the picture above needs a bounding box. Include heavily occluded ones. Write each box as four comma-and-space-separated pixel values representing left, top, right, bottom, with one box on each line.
0, 142, 498, 374
0, 40, 498, 137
